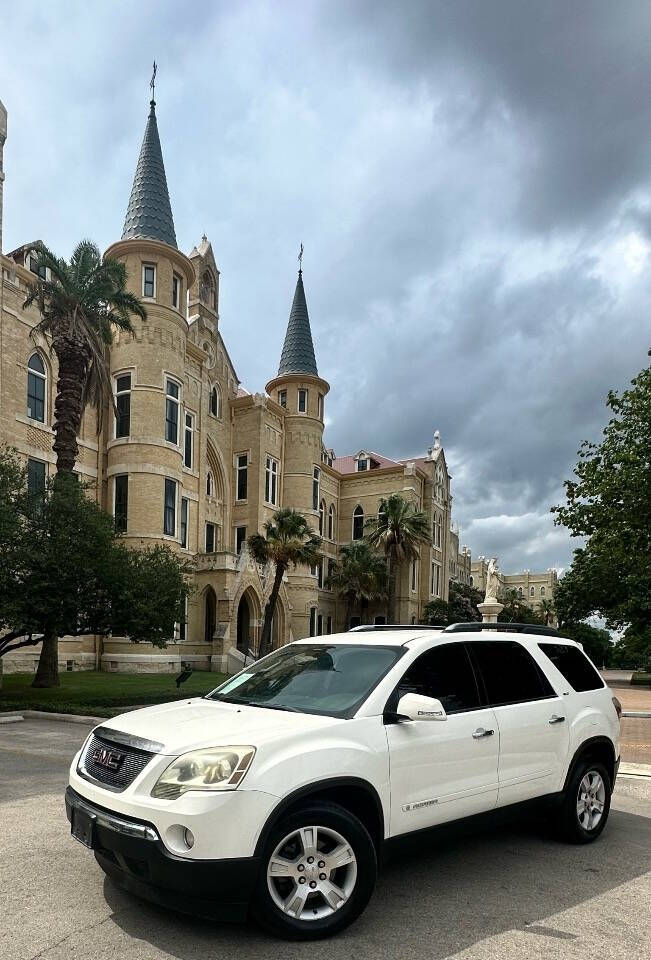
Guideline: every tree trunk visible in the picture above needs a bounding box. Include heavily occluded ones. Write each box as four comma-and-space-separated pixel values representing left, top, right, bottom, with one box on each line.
32, 627, 59, 688
259, 564, 285, 658
52, 335, 91, 475
344, 598, 352, 631
387, 556, 397, 624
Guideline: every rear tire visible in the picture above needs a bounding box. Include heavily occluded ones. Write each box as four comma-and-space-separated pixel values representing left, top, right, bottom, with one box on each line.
251, 801, 377, 940
557, 760, 611, 844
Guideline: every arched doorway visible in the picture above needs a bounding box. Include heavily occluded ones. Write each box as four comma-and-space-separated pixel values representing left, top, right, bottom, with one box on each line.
204, 587, 217, 644
237, 593, 251, 653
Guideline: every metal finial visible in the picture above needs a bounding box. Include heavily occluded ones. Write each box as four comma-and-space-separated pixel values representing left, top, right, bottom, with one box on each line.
298, 242, 304, 273
150, 61, 157, 101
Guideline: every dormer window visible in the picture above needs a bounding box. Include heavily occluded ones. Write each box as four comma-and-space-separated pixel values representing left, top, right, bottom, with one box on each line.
357, 458, 368, 472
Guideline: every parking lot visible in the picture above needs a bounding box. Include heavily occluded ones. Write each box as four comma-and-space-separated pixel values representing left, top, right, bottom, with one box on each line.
1, 717, 649, 960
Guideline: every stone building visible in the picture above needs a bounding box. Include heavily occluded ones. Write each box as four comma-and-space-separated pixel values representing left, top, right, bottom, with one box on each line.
470, 558, 558, 616
1, 95, 467, 674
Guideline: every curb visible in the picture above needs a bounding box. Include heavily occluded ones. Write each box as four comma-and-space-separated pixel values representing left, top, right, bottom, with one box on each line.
0, 709, 102, 725
618, 762, 651, 780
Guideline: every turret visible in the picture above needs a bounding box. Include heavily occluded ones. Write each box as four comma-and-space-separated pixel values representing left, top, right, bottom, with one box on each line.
266, 267, 329, 522
104, 93, 194, 548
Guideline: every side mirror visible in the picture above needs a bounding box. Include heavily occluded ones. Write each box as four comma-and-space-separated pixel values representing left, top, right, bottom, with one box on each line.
395, 693, 447, 722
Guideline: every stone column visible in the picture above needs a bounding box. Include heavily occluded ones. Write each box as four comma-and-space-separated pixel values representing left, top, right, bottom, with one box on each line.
477, 600, 504, 623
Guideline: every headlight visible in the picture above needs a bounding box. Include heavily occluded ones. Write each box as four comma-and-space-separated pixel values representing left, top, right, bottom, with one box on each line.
151, 746, 256, 799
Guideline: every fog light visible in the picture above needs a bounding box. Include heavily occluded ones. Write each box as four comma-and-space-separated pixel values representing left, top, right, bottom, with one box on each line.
183, 828, 195, 849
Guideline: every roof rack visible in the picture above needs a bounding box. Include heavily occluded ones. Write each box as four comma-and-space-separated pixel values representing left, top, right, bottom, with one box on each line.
348, 624, 447, 632
444, 622, 561, 638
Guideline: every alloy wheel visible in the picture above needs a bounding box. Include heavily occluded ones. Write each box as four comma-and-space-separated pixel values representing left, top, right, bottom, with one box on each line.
576, 770, 606, 831
266, 825, 358, 921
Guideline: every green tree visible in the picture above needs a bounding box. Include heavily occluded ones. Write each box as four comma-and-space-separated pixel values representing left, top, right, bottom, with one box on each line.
24, 240, 146, 476
498, 589, 544, 624
0, 449, 190, 687
364, 493, 430, 624
561, 622, 613, 668
538, 597, 556, 626
423, 581, 484, 626
552, 359, 651, 641
248, 509, 321, 657
325, 541, 387, 628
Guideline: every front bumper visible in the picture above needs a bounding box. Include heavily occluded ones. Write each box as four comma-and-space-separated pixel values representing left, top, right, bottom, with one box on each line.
65, 787, 259, 921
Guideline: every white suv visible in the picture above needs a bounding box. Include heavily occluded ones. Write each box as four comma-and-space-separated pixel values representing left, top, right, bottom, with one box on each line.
66, 624, 621, 939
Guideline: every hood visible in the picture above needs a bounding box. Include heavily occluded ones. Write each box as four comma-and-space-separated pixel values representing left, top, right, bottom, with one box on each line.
99, 697, 341, 754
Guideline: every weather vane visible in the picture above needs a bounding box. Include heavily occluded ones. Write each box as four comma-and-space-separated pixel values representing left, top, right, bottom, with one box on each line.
298, 242, 304, 272
150, 61, 157, 100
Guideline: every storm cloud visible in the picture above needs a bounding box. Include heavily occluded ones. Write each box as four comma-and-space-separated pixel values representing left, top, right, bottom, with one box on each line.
1, 1, 649, 572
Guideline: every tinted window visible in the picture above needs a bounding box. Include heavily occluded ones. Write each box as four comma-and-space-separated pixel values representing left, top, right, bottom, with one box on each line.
469, 641, 554, 706
538, 643, 604, 692
397, 643, 481, 714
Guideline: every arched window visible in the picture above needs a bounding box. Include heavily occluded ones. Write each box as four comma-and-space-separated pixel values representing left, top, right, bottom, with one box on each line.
328, 504, 335, 540
210, 384, 221, 418
530, 586, 535, 597
540, 586, 546, 597
200, 270, 216, 310
518, 587, 523, 598
352, 505, 364, 541
206, 470, 213, 497
27, 353, 46, 422
319, 499, 326, 536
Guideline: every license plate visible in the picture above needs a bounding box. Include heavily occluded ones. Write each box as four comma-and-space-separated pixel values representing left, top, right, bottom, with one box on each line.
71, 808, 96, 849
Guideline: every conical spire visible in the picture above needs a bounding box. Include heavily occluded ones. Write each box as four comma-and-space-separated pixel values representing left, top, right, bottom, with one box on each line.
277, 270, 318, 376
122, 99, 177, 248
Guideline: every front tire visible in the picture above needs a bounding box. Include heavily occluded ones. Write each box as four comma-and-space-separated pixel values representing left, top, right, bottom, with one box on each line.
251, 801, 377, 940
558, 760, 611, 843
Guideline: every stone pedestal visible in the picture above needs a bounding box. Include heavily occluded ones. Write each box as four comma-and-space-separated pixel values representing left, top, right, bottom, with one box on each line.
477, 600, 504, 623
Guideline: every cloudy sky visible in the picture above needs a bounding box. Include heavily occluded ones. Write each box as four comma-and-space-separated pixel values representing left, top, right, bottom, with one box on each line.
2, 1, 650, 573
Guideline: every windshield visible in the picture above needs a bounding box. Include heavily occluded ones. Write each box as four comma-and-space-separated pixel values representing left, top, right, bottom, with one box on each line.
206, 643, 404, 719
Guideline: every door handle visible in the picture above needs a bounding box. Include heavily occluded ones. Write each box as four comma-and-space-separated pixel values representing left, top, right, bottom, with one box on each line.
472, 727, 494, 739
549, 715, 565, 724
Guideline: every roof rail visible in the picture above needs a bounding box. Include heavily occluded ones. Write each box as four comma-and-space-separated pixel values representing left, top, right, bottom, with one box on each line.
348, 624, 447, 632
444, 622, 562, 638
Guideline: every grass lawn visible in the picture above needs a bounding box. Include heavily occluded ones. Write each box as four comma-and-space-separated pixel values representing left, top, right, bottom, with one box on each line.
0, 670, 227, 718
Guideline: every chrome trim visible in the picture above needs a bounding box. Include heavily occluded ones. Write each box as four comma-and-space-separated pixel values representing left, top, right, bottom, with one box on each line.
69, 791, 159, 841
94, 726, 164, 754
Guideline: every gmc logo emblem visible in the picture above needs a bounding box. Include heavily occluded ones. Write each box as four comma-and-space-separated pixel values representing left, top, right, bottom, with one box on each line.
91, 747, 124, 771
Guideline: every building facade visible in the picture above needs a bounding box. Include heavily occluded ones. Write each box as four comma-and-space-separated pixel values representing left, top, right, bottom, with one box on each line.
1, 96, 468, 674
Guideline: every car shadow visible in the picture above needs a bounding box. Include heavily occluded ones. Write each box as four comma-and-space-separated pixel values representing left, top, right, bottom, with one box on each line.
103, 806, 651, 959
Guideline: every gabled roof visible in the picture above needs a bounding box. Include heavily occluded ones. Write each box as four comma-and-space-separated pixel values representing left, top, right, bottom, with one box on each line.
334, 451, 402, 474
122, 100, 177, 248
277, 270, 318, 376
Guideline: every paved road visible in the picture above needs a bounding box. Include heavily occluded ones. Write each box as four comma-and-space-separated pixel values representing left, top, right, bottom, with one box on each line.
1, 718, 650, 960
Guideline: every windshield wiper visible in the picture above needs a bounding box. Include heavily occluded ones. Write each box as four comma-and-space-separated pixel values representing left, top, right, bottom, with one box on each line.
213, 697, 300, 713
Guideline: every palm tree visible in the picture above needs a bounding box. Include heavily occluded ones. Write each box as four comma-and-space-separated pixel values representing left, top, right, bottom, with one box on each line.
248, 509, 321, 657
364, 493, 430, 624
326, 542, 387, 629
539, 597, 556, 626
24, 240, 146, 688
24, 240, 147, 476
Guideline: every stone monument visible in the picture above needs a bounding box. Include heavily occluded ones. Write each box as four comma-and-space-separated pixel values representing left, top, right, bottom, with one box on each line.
477, 557, 504, 623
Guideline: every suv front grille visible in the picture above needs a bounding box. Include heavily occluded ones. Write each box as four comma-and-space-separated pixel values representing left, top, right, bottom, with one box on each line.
79, 729, 158, 792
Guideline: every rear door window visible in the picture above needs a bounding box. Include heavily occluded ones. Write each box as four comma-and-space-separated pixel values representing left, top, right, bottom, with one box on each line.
538, 643, 604, 692
395, 643, 482, 714
469, 641, 555, 706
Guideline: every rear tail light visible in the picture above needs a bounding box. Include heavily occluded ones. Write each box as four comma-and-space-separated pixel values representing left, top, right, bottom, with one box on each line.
612, 696, 622, 720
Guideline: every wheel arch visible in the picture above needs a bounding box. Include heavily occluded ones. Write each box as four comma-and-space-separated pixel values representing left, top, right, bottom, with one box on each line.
563, 736, 617, 791
254, 777, 385, 858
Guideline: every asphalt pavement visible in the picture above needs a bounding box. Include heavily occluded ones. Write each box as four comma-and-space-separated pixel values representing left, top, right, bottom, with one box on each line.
1, 717, 649, 960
